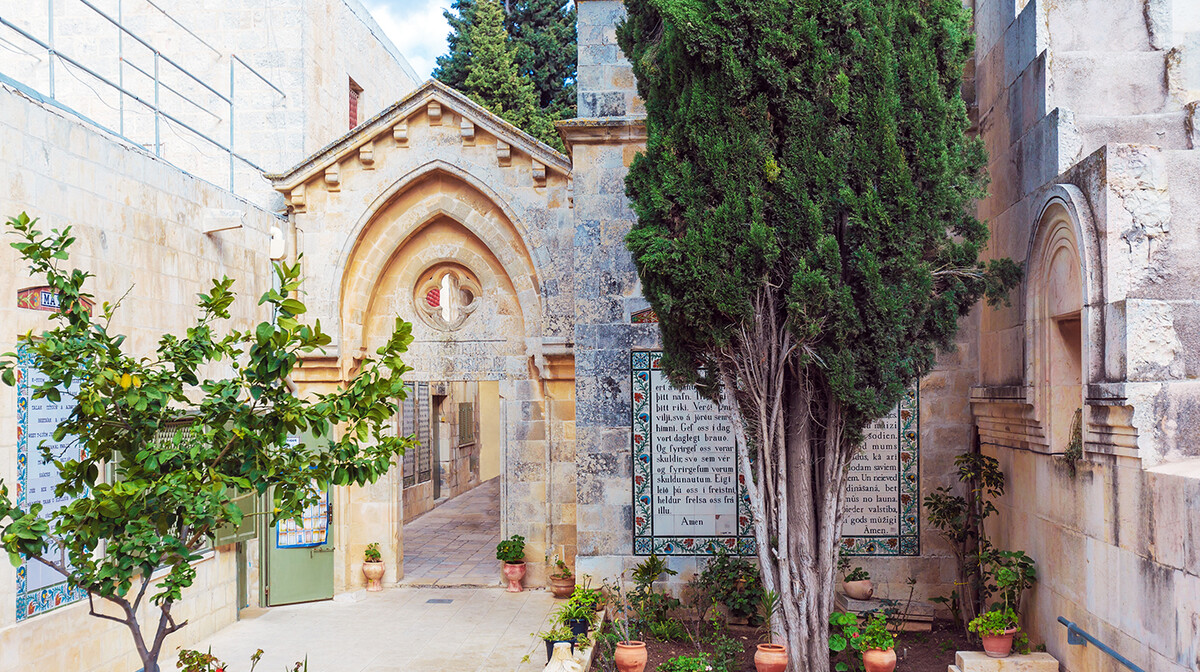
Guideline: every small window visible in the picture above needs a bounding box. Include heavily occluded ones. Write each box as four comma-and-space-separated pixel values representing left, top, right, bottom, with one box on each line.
349, 77, 363, 129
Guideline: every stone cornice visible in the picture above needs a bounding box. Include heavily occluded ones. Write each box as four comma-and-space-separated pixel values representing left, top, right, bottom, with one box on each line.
266, 79, 572, 192
556, 116, 647, 152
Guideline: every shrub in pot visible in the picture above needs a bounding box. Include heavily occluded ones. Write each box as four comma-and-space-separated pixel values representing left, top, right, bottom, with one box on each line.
841, 566, 874, 600
554, 601, 595, 639
549, 558, 575, 598
969, 607, 1020, 658
830, 611, 896, 672
362, 542, 385, 592
535, 625, 577, 663
755, 589, 787, 672
496, 534, 526, 593
605, 576, 647, 672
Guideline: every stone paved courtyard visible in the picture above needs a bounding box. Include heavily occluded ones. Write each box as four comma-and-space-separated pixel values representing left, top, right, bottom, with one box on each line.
176, 586, 557, 672
401, 478, 502, 586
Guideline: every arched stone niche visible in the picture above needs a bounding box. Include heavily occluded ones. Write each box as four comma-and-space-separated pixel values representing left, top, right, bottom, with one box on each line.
1025, 189, 1097, 455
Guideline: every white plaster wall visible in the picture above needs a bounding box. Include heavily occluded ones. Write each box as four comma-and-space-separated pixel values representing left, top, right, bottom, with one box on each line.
0, 84, 280, 672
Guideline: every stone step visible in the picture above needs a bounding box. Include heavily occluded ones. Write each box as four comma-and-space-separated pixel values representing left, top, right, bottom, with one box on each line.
954, 651, 1060, 672
834, 592, 935, 632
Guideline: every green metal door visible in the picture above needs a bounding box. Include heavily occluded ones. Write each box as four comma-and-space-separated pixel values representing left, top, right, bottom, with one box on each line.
265, 430, 334, 606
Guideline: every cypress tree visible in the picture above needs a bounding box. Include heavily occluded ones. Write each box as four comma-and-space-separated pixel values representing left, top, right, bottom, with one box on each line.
434, 0, 575, 144
459, 0, 557, 148
618, 0, 1019, 669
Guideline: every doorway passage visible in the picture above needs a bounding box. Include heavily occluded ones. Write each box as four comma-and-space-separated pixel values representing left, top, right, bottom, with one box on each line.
401, 477, 502, 586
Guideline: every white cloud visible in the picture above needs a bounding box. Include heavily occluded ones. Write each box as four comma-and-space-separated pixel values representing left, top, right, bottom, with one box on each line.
364, 0, 454, 79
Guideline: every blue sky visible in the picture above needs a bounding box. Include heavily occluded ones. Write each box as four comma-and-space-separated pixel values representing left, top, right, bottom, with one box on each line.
364, 0, 454, 79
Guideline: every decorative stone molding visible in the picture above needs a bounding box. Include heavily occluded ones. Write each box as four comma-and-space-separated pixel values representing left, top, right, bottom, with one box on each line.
324, 163, 340, 192
393, 121, 408, 146
460, 118, 475, 146
289, 184, 306, 212
496, 140, 511, 166
532, 159, 546, 187
428, 101, 442, 126
413, 264, 482, 332
358, 141, 375, 169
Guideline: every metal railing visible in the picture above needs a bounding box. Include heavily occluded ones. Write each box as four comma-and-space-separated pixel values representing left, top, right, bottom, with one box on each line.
1058, 616, 1147, 672
0, 0, 285, 193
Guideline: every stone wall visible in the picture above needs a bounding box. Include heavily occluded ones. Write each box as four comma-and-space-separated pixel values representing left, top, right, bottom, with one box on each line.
971, 1, 1200, 670
0, 0, 420, 208
0, 84, 280, 672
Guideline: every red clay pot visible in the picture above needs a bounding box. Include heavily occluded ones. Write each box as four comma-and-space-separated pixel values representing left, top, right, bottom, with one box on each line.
615, 641, 647, 672
502, 561, 526, 593
362, 561, 385, 592
754, 643, 788, 672
842, 579, 874, 600
982, 627, 1019, 658
863, 647, 897, 672
549, 575, 575, 598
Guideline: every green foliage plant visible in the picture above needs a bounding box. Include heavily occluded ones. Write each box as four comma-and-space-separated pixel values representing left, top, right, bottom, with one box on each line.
364, 542, 382, 562
981, 548, 1036, 615
496, 534, 526, 563
924, 449, 1006, 633
617, 0, 1022, 666
631, 553, 676, 587
551, 557, 573, 579
697, 548, 765, 622
707, 626, 744, 672
658, 654, 716, 672
0, 214, 415, 672
554, 600, 595, 626
967, 607, 1018, 637
843, 567, 870, 583
536, 624, 577, 642
757, 588, 782, 644
830, 612, 895, 672
569, 582, 603, 610
647, 617, 688, 642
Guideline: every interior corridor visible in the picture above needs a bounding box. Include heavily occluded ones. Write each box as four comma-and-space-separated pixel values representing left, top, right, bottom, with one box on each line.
401, 477, 501, 586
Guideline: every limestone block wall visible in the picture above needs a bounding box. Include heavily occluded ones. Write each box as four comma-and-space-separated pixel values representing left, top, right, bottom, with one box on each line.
0, 85, 280, 672
0, 0, 419, 208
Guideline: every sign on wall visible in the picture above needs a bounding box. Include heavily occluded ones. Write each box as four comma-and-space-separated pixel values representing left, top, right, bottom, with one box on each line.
16, 346, 87, 620
631, 351, 919, 557
631, 352, 755, 556
840, 389, 920, 556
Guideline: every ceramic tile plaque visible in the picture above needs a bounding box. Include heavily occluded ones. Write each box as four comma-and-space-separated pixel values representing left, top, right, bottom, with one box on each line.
631, 352, 755, 556
840, 388, 920, 556
15, 346, 86, 619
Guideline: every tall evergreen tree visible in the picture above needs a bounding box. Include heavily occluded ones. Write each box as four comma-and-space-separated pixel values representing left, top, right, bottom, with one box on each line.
459, 0, 557, 148
434, 0, 575, 144
618, 0, 1019, 669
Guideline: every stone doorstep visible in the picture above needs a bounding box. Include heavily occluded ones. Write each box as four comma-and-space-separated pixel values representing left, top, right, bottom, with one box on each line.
950, 651, 1061, 672
834, 592, 934, 632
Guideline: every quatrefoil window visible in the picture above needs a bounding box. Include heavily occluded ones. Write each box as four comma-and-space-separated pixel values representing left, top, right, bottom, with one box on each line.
414, 265, 482, 331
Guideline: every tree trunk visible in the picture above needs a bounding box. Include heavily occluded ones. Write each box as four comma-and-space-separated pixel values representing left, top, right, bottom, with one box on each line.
720, 294, 857, 672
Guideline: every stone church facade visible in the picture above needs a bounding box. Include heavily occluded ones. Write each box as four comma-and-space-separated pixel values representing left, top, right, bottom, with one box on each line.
0, 0, 1198, 671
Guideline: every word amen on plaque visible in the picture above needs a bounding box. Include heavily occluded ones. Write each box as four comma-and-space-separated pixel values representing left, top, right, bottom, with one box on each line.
840, 388, 920, 556
631, 351, 755, 556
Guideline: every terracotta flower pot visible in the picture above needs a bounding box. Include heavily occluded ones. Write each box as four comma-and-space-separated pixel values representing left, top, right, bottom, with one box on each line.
842, 579, 874, 600
614, 641, 647, 672
863, 647, 897, 672
362, 560, 385, 592
502, 561, 526, 593
754, 643, 788, 672
550, 575, 575, 598
981, 627, 1019, 658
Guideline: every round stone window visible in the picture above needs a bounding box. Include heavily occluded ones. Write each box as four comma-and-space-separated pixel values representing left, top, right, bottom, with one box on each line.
413, 265, 482, 331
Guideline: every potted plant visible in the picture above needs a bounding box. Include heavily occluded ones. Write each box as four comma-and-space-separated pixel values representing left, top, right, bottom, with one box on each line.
362, 542, 385, 592
842, 566, 873, 600
605, 576, 647, 672
754, 589, 787, 672
535, 625, 577, 663
830, 611, 896, 672
969, 607, 1019, 658
549, 558, 575, 598
496, 534, 526, 593
555, 601, 594, 639
571, 579, 605, 613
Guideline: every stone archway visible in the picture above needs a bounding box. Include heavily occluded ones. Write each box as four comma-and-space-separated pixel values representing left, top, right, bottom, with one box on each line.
267, 80, 577, 594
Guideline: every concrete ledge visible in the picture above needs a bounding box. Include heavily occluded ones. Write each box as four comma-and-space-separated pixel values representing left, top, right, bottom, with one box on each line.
952, 651, 1060, 672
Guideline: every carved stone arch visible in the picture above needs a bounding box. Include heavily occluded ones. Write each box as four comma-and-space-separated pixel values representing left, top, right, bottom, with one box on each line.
338, 184, 544, 362
1024, 185, 1098, 454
